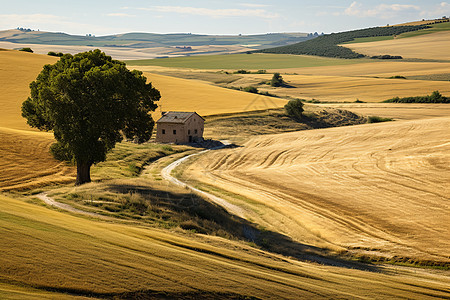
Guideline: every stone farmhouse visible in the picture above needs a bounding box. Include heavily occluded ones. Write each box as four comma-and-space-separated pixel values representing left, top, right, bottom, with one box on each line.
155, 112, 204, 144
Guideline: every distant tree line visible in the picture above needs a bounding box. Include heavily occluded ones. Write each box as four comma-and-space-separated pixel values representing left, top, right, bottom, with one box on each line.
16, 27, 38, 32
255, 25, 430, 59
370, 55, 403, 60
48, 51, 64, 57
384, 91, 449, 103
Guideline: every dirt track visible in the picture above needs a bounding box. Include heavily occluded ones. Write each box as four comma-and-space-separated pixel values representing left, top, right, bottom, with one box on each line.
184, 115, 450, 262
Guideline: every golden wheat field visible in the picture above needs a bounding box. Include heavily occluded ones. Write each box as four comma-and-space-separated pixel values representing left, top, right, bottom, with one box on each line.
344, 31, 450, 60
1, 194, 450, 299
143, 72, 287, 117
0, 50, 76, 190
183, 113, 450, 263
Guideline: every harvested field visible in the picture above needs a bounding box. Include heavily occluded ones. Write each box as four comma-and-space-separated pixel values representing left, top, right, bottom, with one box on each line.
183, 115, 450, 264
1, 194, 450, 299
344, 31, 450, 60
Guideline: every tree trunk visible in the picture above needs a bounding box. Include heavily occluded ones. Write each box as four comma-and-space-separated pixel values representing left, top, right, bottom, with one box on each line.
76, 161, 92, 185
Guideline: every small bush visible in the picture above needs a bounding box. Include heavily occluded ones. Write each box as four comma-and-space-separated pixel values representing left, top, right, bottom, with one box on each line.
234, 69, 249, 74
388, 75, 406, 79
367, 116, 393, 123
48, 51, 64, 57
243, 86, 258, 93
354, 99, 365, 103
19, 47, 33, 53
256, 69, 266, 74
284, 99, 304, 120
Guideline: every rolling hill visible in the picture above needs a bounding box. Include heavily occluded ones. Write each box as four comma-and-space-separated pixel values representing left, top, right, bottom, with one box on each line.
1, 193, 449, 299
182, 114, 450, 265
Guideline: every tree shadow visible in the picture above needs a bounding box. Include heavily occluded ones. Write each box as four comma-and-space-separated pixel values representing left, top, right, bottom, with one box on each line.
105, 182, 380, 272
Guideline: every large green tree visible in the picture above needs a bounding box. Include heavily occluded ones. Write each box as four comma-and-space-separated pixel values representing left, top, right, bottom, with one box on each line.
22, 49, 160, 185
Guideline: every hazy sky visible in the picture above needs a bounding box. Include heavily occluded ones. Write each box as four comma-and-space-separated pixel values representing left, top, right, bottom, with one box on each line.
0, 0, 449, 36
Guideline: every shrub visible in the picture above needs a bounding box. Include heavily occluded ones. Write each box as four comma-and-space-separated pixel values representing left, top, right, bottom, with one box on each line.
388, 75, 406, 79
48, 51, 64, 57
235, 69, 249, 74
256, 69, 266, 74
367, 116, 393, 123
284, 99, 304, 120
19, 47, 33, 53
243, 86, 258, 93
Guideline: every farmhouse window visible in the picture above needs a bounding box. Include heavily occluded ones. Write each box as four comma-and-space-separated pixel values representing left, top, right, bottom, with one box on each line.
162, 129, 166, 134
194, 129, 198, 134
173, 130, 176, 134
188, 129, 191, 134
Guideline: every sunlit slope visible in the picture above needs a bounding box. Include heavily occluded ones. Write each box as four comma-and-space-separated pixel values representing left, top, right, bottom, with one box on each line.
0, 49, 57, 130
1, 194, 449, 299
0, 50, 75, 190
0, 128, 75, 191
143, 72, 287, 116
186, 117, 450, 262
344, 31, 450, 60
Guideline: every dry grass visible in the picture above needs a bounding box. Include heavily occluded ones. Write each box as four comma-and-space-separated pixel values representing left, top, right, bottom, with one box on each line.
1, 193, 450, 299
183, 112, 450, 266
344, 31, 450, 60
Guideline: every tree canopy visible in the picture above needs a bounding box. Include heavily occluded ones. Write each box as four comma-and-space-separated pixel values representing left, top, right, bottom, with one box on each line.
284, 99, 304, 120
271, 73, 284, 87
22, 49, 160, 185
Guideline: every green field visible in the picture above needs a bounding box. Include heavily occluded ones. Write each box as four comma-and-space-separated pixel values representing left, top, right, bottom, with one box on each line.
126, 53, 372, 69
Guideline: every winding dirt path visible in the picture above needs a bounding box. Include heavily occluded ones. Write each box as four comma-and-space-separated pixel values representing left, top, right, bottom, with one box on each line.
36, 192, 112, 220
161, 145, 246, 218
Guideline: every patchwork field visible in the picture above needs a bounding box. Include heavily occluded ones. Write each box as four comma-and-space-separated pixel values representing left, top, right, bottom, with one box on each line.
183, 114, 450, 264
1, 194, 450, 299
344, 31, 450, 60
132, 54, 450, 103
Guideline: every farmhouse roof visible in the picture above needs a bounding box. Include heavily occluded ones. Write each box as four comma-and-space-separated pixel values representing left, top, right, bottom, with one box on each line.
156, 111, 204, 124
